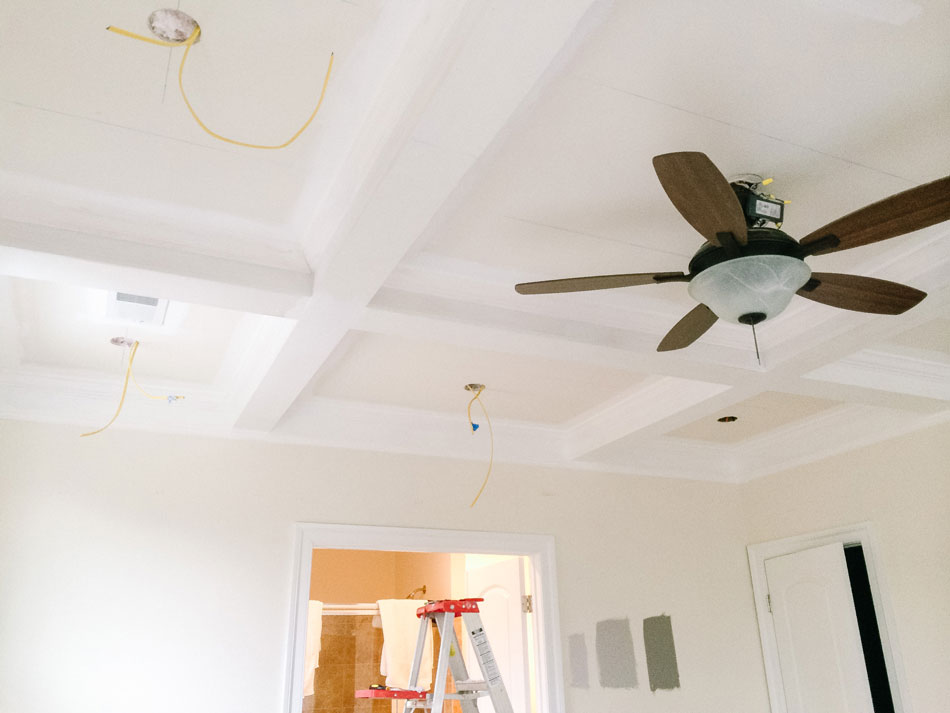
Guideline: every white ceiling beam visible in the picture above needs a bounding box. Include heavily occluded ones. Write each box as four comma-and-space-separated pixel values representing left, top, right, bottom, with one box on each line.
234, 0, 605, 432
358, 296, 752, 383
0, 219, 311, 317
562, 376, 732, 460
275, 395, 564, 468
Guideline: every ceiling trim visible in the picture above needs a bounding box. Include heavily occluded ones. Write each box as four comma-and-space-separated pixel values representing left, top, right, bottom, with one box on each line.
0, 219, 312, 317
805, 346, 950, 401
563, 375, 731, 459
234, 0, 605, 433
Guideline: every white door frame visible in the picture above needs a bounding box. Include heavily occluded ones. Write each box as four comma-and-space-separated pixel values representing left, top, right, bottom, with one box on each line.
283, 523, 564, 713
747, 522, 912, 713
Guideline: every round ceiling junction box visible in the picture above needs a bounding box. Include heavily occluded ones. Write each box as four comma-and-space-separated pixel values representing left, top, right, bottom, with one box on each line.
147, 9, 200, 43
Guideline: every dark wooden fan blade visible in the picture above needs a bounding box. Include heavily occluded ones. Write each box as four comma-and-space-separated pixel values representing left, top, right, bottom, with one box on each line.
653, 151, 748, 246
797, 272, 927, 314
657, 303, 718, 351
515, 271, 688, 295
800, 175, 950, 256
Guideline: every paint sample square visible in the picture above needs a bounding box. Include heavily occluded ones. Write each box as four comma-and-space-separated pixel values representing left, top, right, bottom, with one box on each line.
595, 618, 638, 689
643, 615, 680, 692
568, 633, 589, 688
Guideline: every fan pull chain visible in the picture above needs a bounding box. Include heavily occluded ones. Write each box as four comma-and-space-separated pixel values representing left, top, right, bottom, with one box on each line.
751, 322, 761, 366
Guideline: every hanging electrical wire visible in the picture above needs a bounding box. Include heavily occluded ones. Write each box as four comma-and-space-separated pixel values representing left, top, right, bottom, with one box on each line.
81, 339, 184, 437
105, 20, 333, 150
465, 384, 494, 507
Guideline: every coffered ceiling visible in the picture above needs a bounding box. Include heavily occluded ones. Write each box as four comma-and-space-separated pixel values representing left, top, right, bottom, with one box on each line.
1, 0, 948, 482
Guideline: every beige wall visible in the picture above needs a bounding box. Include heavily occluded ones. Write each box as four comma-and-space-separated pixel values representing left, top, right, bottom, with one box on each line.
1, 418, 946, 713
740, 421, 950, 713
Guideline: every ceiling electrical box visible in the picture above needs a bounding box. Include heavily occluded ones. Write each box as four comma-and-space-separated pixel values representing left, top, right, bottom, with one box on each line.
731, 182, 785, 225
105, 292, 169, 325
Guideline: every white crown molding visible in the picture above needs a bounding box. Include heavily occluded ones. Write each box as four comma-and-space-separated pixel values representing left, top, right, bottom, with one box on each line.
0, 220, 312, 318
734, 403, 950, 482
3, 360, 945, 484
274, 395, 565, 466
0, 170, 307, 272
0, 365, 231, 433
563, 375, 731, 459
805, 346, 950, 401
576, 435, 744, 482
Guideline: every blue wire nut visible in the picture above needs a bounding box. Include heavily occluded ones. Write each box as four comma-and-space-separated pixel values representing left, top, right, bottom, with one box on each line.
471, 423, 480, 432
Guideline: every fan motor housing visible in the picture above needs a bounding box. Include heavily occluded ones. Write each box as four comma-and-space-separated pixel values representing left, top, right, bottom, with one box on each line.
687, 228, 806, 277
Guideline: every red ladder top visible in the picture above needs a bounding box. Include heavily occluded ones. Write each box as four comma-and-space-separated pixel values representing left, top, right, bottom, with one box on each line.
416, 598, 483, 618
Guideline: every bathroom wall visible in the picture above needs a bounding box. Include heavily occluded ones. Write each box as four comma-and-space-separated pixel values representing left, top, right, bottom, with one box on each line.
303, 615, 388, 713
309, 549, 455, 603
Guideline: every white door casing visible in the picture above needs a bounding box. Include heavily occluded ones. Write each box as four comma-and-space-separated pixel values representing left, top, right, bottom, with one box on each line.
765, 543, 874, 713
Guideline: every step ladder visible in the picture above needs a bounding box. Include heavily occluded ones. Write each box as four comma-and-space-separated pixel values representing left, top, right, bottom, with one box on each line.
355, 598, 515, 713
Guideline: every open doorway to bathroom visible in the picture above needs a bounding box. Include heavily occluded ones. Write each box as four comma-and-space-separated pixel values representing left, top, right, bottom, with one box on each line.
303, 549, 536, 713
285, 525, 563, 713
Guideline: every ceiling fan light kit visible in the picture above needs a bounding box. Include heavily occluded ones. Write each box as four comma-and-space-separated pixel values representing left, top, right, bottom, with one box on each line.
688, 254, 811, 324
514, 151, 949, 352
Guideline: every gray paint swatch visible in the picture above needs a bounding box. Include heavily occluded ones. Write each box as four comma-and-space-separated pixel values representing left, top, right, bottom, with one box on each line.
595, 618, 638, 688
643, 615, 680, 692
567, 633, 589, 688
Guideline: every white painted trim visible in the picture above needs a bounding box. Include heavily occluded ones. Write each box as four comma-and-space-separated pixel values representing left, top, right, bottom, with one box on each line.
747, 523, 913, 713
0, 222, 311, 317
284, 523, 564, 713
563, 376, 731, 459
805, 347, 950, 401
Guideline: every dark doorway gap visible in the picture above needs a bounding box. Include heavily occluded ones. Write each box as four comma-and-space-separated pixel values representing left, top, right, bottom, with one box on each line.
844, 543, 895, 713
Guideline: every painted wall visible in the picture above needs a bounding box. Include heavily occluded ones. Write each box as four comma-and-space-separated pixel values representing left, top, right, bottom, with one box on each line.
309, 549, 397, 602
0, 420, 763, 713
309, 548, 453, 602
2, 418, 946, 713
740, 420, 950, 713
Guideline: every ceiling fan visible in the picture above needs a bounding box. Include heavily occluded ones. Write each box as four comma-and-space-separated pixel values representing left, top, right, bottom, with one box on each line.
515, 152, 950, 351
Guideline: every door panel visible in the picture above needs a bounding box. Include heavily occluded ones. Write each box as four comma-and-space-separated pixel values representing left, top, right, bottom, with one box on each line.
465, 558, 529, 713
765, 542, 874, 713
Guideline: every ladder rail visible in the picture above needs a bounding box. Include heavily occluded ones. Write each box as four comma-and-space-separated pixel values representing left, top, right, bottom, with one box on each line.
403, 614, 431, 713
356, 599, 515, 713
461, 611, 515, 713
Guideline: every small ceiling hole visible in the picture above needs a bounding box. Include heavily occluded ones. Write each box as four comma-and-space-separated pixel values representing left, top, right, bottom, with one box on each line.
717, 416, 738, 423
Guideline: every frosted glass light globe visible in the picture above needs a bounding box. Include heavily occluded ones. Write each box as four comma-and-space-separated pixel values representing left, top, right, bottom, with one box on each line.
687, 255, 812, 324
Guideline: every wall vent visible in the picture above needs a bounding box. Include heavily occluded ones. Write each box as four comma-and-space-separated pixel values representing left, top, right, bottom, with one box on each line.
106, 291, 169, 325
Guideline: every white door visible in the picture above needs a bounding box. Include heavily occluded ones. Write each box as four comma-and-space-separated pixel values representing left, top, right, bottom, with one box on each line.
765, 542, 875, 713
465, 557, 530, 713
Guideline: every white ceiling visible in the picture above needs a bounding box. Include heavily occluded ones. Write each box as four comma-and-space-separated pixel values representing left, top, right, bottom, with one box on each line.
1, 0, 948, 482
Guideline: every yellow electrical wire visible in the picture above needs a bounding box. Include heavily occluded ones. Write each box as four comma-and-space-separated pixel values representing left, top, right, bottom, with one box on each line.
106, 24, 334, 150
467, 387, 495, 508
81, 341, 140, 437
81, 341, 185, 437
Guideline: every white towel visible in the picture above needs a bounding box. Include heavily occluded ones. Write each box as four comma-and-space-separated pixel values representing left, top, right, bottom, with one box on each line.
302, 600, 323, 697
378, 599, 433, 689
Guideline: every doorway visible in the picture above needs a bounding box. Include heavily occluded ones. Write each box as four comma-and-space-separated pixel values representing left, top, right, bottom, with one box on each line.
284, 524, 563, 713
747, 523, 909, 713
